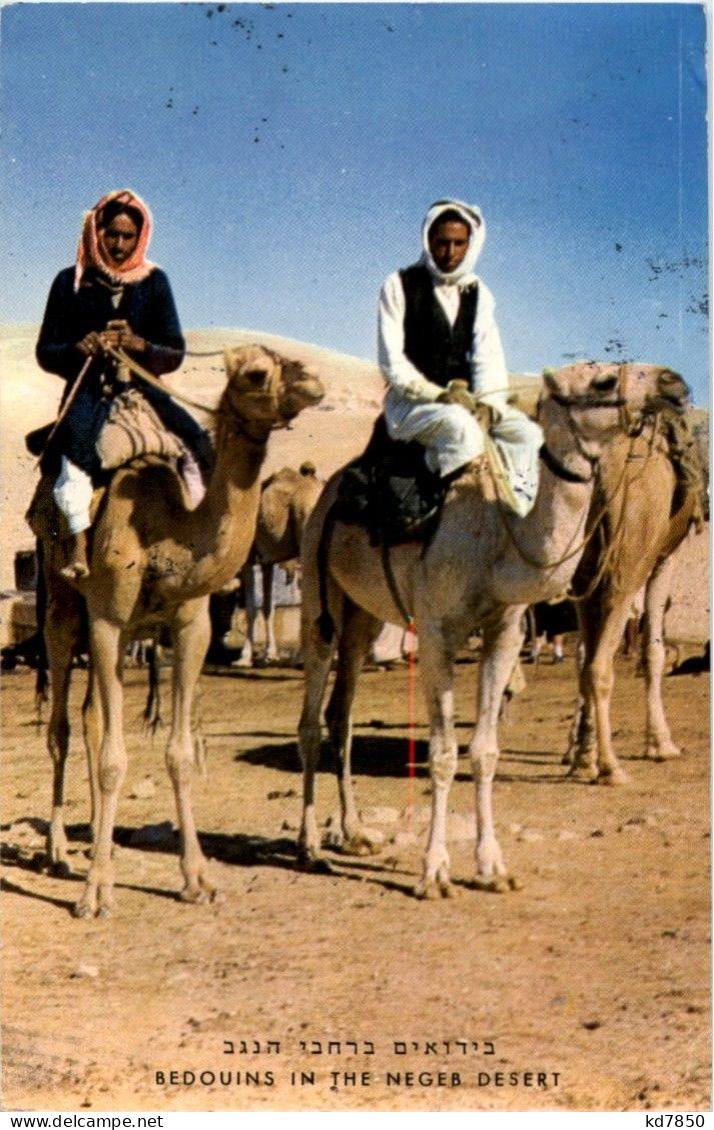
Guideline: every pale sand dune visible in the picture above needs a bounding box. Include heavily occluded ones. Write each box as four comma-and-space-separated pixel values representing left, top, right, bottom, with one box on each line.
0, 325, 708, 642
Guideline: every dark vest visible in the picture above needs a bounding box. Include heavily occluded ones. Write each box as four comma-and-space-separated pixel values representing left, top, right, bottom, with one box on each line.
399, 264, 479, 389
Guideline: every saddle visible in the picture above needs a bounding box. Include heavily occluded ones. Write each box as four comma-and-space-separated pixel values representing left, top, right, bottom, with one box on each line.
334, 416, 448, 546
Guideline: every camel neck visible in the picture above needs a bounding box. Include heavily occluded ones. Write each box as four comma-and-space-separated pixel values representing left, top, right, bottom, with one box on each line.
500, 453, 596, 600
180, 426, 269, 595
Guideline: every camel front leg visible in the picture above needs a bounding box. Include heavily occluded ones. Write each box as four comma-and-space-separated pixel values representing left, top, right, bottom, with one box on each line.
585, 602, 633, 785
563, 637, 591, 767
75, 617, 126, 917
643, 555, 681, 760
468, 610, 524, 892
44, 598, 81, 876
324, 604, 383, 855
297, 615, 336, 866
414, 623, 459, 900
81, 665, 102, 850
168, 599, 217, 903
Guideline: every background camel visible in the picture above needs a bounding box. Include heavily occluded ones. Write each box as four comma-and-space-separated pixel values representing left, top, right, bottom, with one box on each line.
234, 461, 323, 667
565, 388, 704, 783
34, 344, 323, 917
297, 362, 663, 899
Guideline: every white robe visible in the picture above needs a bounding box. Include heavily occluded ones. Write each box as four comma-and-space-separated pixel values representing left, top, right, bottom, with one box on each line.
377, 268, 543, 516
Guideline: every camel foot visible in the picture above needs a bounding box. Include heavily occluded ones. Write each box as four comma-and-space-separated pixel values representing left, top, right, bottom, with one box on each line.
472, 874, 521, 893
566, 763, 600, 784
593, 765, 630, 786
73, 898, 98, 919
180, 884, 221, 905
340, 832, 381, 858
413, 878, 456, 900
231, 654, 253, 669
645, 744, 682, 762
296, 844, 335, 874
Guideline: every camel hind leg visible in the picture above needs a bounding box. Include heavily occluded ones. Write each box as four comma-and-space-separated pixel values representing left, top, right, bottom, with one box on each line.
167, 598, 218, 904
468, 608, 524, 893
324, 601, 383, 855
74, 616, 127, 917
235, 563, 256, 667
297, 602, 337, 866
413, 617, 461, 900
43, 577, 84, 876
262, 562, 279, 663
643, 555, 681, 760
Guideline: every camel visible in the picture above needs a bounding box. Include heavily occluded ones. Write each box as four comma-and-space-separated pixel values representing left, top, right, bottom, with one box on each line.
36, 344, 324, 917
296, 362, 677, 898
234, 461, 323, 666
565, 392, 703, 783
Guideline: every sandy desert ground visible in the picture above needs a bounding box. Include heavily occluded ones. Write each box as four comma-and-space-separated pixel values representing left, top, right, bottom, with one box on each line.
0, 325, 710, 1113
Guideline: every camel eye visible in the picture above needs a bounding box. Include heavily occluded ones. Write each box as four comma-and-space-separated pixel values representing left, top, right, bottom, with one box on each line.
592, 375, 618, 394
245, 369, 269, 386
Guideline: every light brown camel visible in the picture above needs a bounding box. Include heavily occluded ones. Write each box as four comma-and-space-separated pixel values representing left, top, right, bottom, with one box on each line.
36, 345, 324, 917
297, 362, 667, 898
565, 387, 703, 783
234, 462, 323, 666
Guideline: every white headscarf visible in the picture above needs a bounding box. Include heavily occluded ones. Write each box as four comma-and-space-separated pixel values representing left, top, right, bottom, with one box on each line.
420, 199, 485, 287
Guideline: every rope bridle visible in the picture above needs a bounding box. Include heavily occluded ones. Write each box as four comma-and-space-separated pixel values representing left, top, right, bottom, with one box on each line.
108, 345, 298, 441
485, 368, 645, 578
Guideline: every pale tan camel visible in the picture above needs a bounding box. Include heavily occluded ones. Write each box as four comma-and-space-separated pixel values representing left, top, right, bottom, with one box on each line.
37, 345, 324, 917
235, 462, 323, 666
297, 362, 673, 898
565, 392, 702, 783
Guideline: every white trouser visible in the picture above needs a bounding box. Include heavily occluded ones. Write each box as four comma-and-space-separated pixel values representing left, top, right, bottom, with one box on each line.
52, 456, 93, 534
384, 388, 543, 515
384, 387, 484, 476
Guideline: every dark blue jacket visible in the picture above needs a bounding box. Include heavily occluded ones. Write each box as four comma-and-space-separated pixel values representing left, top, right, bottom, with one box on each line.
36, 266, 211, 477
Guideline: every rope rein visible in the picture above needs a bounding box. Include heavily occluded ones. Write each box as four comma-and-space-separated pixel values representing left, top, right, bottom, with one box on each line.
106, 346, 219, 416
483, 376, 644, 576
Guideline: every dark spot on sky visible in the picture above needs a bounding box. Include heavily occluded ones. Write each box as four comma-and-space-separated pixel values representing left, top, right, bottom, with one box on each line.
614, 243, 622, 252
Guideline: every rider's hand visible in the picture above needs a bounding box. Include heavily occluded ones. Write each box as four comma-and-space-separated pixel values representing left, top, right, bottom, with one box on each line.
437, 380, 476, 413
100, 320, 146, 353
76, 331, 104, 358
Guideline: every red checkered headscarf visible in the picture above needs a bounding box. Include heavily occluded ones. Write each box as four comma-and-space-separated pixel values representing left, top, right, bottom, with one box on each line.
74, 189, 156, 291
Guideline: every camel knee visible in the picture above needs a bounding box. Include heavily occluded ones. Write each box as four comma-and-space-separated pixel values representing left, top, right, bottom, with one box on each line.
587, 662, 613, 701
98, 762, 124, 793
166, 747, 194, 786
48, 719, 70, 762
429, 744, 457, 787
470, 747, 498, 781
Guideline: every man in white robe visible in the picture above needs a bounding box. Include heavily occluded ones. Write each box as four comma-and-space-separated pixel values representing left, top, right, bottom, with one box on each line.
377, 198, 542, 516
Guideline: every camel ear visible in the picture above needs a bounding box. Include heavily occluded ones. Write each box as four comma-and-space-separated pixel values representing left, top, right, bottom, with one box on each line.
223, 347, 237, 376
656, 367, 690, 411
542, 369, 558, 395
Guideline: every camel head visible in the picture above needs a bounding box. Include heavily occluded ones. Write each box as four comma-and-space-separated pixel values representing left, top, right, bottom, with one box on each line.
539, 361, 636, 463
221, 345, 324, 438
539, 361, 691, 461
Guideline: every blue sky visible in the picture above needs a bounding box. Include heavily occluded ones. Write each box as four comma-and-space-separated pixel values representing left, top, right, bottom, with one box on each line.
1, 2, 709, 402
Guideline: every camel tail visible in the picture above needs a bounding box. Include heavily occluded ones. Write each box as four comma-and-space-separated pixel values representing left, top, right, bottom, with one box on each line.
315, 501, 339, 644
316, 610, 336, 643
